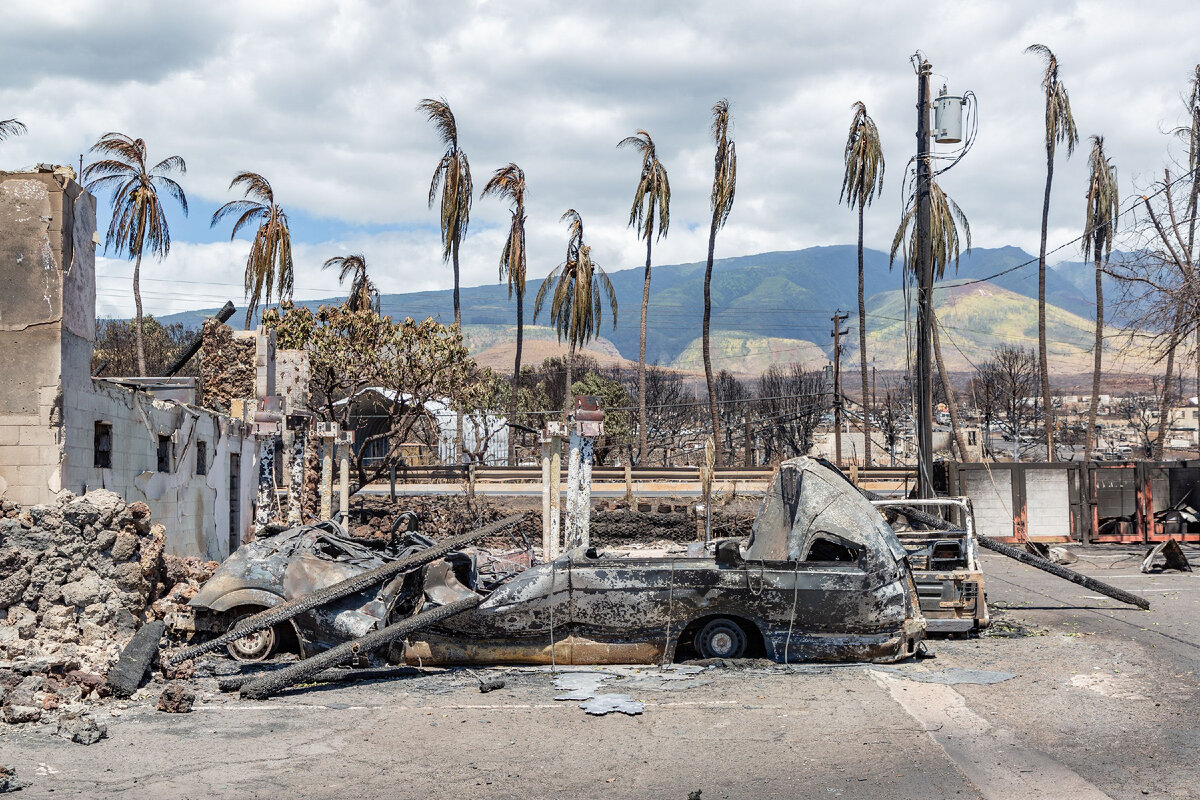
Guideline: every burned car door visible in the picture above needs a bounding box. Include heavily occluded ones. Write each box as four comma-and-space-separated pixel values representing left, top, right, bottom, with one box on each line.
405, 553, 574, 665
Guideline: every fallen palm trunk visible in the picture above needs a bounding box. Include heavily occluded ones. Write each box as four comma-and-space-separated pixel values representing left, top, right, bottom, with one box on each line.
239, 595, 483, 699
217, 665, 423, 693
861, 488, 1150, 611
975, 534, 1150, 610
169, 513, 524, 666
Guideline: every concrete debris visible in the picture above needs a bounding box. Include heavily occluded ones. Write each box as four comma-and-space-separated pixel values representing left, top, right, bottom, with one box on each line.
56, 710, 107, 744
0, 764, 26, 794
156, 681, 195, 713
552, 671, 645, 715
0, 490, 214, 726
580, 694, 643, 716
553, 672, 610, 701
1141, 539, 1192, 574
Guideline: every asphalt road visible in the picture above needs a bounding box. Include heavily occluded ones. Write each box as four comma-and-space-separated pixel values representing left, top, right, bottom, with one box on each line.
3, 545, 1198, 799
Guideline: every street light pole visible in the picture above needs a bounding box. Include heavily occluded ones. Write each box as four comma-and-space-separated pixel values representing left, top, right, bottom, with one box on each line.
915, 57, 935, 499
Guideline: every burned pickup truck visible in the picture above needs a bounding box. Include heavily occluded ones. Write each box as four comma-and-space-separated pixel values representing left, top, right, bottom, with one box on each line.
176, 457, 926, 686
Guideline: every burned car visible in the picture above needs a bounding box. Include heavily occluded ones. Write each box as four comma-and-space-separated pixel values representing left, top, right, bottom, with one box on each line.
183, 515, 432, 660
877, 497, 990, 634
186, 457, 925, 666
405, 457, 925, 665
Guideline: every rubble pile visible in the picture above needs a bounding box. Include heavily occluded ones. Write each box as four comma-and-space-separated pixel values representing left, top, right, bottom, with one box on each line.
349, 495, 756, 548
0, 490, 217, 726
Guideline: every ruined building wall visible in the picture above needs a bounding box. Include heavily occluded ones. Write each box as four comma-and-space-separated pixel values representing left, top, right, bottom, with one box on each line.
0, 169, 96, 507
0, 170, 258, 560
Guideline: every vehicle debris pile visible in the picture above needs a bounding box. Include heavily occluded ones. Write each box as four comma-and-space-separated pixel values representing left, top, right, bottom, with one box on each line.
0, 490, 215, 726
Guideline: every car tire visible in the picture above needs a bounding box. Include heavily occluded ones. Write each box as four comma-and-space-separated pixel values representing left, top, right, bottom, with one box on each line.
693, 618, 748, 659
225, 611, 277, 662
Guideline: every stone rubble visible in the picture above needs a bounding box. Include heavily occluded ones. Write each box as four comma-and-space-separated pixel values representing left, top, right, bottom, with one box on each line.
0, 489, 217, 727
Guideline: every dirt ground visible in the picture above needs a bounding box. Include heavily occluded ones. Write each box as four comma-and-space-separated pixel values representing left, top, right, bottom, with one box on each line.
3, 545, 1199, 800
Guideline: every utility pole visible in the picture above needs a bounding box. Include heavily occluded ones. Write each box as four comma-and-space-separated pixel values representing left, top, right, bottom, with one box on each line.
915, 56, 935, 499
830, 310, 849, 466
870, 362, 877, 467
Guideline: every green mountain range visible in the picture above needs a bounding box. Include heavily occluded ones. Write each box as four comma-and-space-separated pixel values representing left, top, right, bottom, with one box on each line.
161, 245, 1134, 375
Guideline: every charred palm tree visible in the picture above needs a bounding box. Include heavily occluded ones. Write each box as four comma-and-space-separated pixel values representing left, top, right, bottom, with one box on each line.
322, 254, 378, 313
1027, 44, 1078, 460
0, 118, 27, 141
211, 172, 293, 327
481, 163, 528, 465
533, 209, 618, 416
840, 101, 885, 467
702, 100, 737, 465
83, 133, 188, 376
1082, 136, 1118, 459
417, 98, 472, 329
618, 130, 670, 463
891, 180, 972, 459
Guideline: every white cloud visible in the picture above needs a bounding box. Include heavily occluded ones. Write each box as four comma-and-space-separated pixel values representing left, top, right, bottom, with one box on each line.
7, 0, 1200, 318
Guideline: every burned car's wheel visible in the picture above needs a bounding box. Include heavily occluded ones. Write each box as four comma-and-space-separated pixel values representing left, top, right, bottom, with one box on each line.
225, 612, 277, 662
694, 618, 748, 659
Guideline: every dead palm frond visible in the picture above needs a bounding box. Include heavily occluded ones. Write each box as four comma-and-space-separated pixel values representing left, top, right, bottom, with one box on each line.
83, 132, 188, 376
709, 100, 737, 232
323, 254, 378, 313
840, 101, 885, 211
1026, 44, 1079, 159
1083, 136, 1119, 263
534, 209, 618, 351
211, 172, 293, 327
890, 180, 972, 280
0, 118, 27, 141
417, 98, 472, 328
618, 130, 671, 241
481, 163, 527, 299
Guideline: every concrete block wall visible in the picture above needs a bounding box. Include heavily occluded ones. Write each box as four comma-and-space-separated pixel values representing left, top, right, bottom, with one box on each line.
0, 169, 95, 507
1, 169, 259, 559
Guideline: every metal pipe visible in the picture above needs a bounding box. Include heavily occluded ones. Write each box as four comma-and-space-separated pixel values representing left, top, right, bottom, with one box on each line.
163, 300, 235, 377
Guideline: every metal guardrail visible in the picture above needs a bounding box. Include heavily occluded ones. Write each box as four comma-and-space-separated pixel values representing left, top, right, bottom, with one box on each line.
382, 464, 916, 483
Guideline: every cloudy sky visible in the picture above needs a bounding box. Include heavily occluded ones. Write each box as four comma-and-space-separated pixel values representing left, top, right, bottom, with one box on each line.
2, 0, 1198, 320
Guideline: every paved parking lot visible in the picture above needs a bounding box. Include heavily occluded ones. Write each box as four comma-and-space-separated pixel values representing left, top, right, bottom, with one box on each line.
3, 546, 1198, 800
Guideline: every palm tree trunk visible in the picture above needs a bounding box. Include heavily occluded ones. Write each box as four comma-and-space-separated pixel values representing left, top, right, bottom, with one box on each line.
637, 236, 652, 464
1037, 149, 1055, 460
508, 289, 524, 466
133, 251, 146, 377
564, 340, 575, 421
702, 220, 721, 465
856, 203, 871, 467
1085, 250, 1103, 459
931, 311, 968, 459
451, 236, 463, 461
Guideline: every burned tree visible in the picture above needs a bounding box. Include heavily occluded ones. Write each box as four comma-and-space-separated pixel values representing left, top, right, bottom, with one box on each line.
976, 345, 1039, 462
755, 364, 831, 461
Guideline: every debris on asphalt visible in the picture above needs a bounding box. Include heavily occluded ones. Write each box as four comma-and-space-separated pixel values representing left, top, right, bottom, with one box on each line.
106, 620, 165, 698
0, 764, 26, 794
1141, 538, 1192, 573
465, 668, 505, 693
157, 681, 195, 713
552, 671, 645, 715
56, 710, 107, 744
580, 694, 643, 716
872, 666, 1017, 685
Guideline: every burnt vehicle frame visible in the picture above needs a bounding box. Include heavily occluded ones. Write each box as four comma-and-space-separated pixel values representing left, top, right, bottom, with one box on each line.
874, 497, 990, 634
186, 458, 927, 666
406, 458, 926, 665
